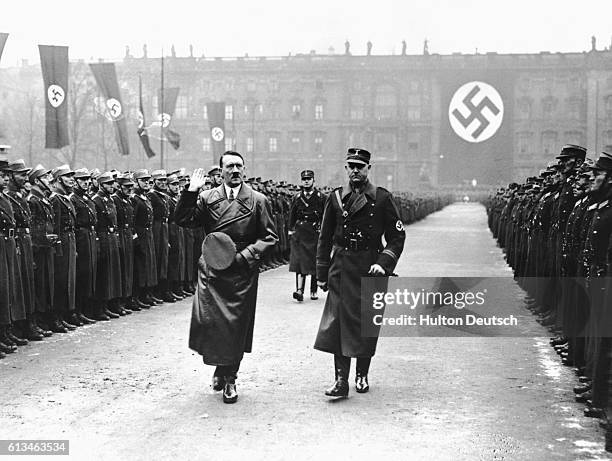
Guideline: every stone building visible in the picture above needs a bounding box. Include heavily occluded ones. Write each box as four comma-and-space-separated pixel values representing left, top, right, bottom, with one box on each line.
3, 46, 612, 189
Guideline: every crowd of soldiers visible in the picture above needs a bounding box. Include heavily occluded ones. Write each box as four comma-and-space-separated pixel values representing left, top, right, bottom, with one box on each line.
0, 152, 303, 359
486, 144, 612, 451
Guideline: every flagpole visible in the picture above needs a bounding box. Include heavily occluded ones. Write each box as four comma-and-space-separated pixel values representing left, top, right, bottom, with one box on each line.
160, 49, 165, 170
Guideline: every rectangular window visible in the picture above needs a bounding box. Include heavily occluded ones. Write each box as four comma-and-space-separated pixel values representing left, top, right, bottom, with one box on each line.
314, 135, 323, 153
292, 104, 301, 118
203, 137, 211, 152
225, 137, 234, 151
315, 104, 324, 120
246, 137, 254, 152
225, 104, 233, 120
269, 137, 278, 152
203, 104, 208, 120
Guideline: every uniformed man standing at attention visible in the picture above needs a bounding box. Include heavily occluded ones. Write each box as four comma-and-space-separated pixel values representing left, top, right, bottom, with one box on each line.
288, 170, 324, 301
50, 165, 78, 332
71, 168, 99, 323
131, 169, 159, 306
315, 148, 405, 398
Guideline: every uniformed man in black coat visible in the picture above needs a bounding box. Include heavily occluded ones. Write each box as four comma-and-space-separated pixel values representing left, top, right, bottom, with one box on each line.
26, 165, 55, 337
288, 170, 324, 301
131, 169, 159, 306
6, 159, 42, 342
112, 173, 138, 310
149, 170, 174, 302
50, 165, 78, 332
0, 154, 21, 356
93, 172, 125, 316
166, 173, 186, 298
315, 148, 406, 397
71, 168, 99, 323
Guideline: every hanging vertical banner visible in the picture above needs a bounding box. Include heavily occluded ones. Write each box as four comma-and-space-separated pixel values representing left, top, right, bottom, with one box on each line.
157, 87, 181, 150
0, 33, 8, 62
137, 76, 156, 158
206, 102, 225, 161
0, 34, 8, 139
438, 69, 515, 185
89, 62, 130, 156
39, 45, 69, 149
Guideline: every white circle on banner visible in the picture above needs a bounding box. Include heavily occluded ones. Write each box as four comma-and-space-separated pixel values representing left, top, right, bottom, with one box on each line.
448, 81, 504, 143
137, 111, 144, 129
47, 85, 65, 108
106, 98, 122, 119
211, 126, 224, 142
157, 113, 171, 128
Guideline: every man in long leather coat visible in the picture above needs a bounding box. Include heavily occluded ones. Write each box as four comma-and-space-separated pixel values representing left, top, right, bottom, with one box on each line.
175, 151, 278, 404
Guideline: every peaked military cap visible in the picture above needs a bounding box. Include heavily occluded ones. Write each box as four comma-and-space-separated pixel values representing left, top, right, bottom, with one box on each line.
7, 159, 30, 173
201, 231, 236, 270
116, 173, 135, 186
167, 174, 179, 184
592, 151, 612, 172
89, 168, 102, 180
52, 164, 74, 180
207, 166, 222, 176
556, 144, 587, 160
133, 169, 151, 180
28, 164, 50, 181
151, 169, 167, 180
73, 168, 91, 179
300, 170, 314, 179
346, 147, 371, 165
97, 171, 115, 184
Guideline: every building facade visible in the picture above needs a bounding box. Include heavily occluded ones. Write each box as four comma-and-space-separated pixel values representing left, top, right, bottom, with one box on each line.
3, 47, 612, 189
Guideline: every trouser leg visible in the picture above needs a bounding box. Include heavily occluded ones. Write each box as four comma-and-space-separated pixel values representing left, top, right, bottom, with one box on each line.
356, 357, 371, 376
334, 354, 350, 380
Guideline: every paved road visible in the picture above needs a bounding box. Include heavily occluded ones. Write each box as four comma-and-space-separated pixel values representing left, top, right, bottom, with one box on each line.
0, 202, 609, 460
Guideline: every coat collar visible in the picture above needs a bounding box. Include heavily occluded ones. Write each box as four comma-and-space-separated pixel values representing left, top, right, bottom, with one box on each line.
341, 180, 376, 200
208, 183, 255, 231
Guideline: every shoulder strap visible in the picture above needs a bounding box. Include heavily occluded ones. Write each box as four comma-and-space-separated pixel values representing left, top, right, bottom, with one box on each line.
333, 189, 347, 218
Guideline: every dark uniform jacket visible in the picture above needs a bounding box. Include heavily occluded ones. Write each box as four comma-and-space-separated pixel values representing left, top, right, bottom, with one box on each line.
93, 189, 122, 301
315, 180, 406, 357
0, 193, 17, 324
148, 188, 170, 281
175, 183, 278, 365
6, 186, 35, 318
132, 190, 157, 288
50, 187, 77, 312
167, 191, 185, 282
112, 191, 135, 298
27, 187, 55, 313
71, 188, 98, 300
288, 188, 324, 275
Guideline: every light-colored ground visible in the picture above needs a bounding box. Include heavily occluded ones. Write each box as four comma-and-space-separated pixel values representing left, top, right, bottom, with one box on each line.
0, 202, 609, 460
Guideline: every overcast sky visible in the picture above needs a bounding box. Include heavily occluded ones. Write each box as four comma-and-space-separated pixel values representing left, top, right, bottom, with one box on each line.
1, 0, 612, 66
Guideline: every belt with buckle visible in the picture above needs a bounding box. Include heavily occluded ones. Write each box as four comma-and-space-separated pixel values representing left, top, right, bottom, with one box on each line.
16, 227, 30, 234
0, 228, 15, 238
336, 237, 370, 251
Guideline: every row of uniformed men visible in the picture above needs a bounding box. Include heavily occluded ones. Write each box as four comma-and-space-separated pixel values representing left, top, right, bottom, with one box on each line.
486, 144, 612, 451
0, 155, 303, 358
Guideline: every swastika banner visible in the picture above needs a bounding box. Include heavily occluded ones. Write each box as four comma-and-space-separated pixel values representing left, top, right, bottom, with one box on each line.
157, 87, 181, 150
39, 45, 69, 149
438, 70, 515, 186
206, 102, 226, 162
89, 62, 130, 156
